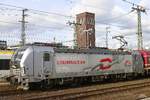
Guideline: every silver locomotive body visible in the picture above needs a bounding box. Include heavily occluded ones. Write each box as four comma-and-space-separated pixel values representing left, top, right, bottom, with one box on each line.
10, 46, 144, 89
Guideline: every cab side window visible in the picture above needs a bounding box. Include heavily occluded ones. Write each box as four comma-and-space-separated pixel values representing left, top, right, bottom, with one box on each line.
43, 52, 50, 61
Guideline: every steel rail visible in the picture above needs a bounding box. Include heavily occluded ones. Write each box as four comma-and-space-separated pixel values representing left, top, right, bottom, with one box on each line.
25, 81, 150, 100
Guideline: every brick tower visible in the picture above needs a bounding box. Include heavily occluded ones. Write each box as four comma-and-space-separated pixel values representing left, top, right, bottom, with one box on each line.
76, 12, 95, 48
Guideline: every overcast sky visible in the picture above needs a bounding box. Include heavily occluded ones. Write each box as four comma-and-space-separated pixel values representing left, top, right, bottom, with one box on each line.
0, 0, 150, 49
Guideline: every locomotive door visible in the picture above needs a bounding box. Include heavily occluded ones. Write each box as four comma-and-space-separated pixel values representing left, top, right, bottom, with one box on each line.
43, 52, 52, 75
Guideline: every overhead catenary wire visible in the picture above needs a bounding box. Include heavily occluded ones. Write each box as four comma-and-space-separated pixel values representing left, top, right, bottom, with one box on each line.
0, 2, 74, 18
97, 22, 134, 29
0, 11, 138, 33
0, 21, 72, 34
122, 0, 150, 10
0, 3, 137, 32
0, 20, 20, 25
0, 18, 137, 30
27, 23, 68, 30
97, 10, 134, 23
0, 1, 140, 30
0, 1, 139, 19
0, 19, 68, 30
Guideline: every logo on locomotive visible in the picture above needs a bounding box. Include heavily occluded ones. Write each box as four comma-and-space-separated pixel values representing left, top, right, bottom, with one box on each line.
98, 58, 112, 70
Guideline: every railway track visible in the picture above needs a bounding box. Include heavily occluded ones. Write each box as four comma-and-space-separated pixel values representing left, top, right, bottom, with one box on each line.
1, 78, 150, 100
23, 82, 150, 100
0, 84, 25, 97
24, 80, 150, 100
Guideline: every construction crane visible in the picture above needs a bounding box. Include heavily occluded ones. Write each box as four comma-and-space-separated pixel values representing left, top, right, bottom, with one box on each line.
122, 0, 147, 50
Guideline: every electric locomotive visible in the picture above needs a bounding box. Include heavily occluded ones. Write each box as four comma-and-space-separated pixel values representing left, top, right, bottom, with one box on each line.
9, 44, 150, 90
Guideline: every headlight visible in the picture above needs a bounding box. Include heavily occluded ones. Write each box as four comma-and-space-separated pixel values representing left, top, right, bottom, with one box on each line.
11, 65, 17, 69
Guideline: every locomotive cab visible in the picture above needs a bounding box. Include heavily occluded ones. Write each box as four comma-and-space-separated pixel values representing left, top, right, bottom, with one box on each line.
10, 46, 54, 89
10, 46, 29, 84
